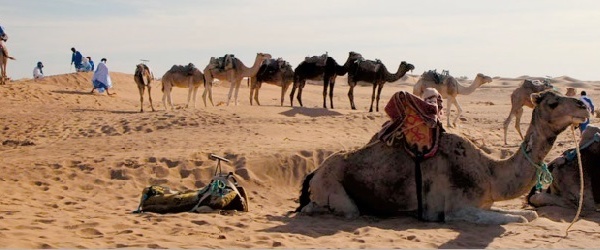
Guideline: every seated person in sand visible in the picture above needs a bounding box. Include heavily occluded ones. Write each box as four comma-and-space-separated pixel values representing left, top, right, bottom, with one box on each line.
79, 57, 93, 72
33, 61, 44, 80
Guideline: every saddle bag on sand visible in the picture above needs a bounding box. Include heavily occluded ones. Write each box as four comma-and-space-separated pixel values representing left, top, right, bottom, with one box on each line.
133, 159, 249, 214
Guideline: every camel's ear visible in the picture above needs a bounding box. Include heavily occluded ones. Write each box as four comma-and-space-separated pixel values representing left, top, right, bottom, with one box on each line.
531, 92, 543, 106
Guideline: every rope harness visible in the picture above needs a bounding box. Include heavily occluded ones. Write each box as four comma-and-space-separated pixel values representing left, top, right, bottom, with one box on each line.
520, 143, 553, 191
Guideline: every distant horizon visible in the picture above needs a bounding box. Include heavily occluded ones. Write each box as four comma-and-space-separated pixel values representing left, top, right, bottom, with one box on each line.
2, 0, 600, 81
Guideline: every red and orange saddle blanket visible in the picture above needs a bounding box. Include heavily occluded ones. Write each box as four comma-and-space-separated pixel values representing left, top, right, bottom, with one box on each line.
377, 91, 444, 159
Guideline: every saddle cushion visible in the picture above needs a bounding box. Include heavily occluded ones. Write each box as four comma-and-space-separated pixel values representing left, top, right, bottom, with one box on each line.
378, 91, 444, 159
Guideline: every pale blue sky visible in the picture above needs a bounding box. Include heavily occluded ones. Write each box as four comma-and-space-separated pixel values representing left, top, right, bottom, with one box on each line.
2, 0, 600, 80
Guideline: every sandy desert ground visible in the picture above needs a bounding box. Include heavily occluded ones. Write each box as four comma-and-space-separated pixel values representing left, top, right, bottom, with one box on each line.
0, 71, 599, 248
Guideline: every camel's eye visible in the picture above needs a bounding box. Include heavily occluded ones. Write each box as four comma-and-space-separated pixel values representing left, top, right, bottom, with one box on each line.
549, 101, 559, 109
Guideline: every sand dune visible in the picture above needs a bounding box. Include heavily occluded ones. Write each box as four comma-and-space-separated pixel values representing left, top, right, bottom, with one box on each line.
0, 71, 598, 248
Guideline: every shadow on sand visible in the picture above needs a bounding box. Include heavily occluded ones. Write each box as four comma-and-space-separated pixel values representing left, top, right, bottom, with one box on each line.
51, 90, 93, 95
279, 107, 343, 118
261, 213, 505, 248
71, 108, 143, 114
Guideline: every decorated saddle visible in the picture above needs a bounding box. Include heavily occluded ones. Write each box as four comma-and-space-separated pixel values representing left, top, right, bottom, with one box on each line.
377, 91, 444, 159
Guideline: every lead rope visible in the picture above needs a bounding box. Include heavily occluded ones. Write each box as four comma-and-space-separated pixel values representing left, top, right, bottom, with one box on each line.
564, 125, 584, 237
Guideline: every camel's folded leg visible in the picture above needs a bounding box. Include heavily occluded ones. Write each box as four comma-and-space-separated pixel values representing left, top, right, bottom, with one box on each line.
304, 155, 359, 218
529, 192, 573, 209
446, 206, 531, 224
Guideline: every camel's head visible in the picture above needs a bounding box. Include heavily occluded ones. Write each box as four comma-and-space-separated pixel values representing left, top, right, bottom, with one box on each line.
475, 73, 493, 86
344, 51, 364, 67
565, 87, 577, 97
531, 90, 590, 132
400, 61, 415, 73
258, 53, 272, 60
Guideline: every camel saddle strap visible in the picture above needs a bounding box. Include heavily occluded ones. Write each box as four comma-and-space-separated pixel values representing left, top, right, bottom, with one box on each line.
378, 91, 444, 159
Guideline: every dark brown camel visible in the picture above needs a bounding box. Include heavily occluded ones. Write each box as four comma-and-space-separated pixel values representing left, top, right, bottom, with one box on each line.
289, 54, 347, 108
249, 58, 294, 106
344, 51, 414, 112
528, 125, 600, 211
134, 63, 155, 112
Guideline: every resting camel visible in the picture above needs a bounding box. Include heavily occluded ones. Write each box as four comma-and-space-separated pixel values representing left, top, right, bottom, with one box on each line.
202, 53, 271, 106
0, 40, 15, 85
344, 51, 414, 112
502, 79, 554, 145
296, 90, 590, 224
528, 125, 600, 211
161, 63, 205, 111
134, 63, 155, 112
413, 72, 492, 127
249, 58, 294, 106
290, 54, 347, 108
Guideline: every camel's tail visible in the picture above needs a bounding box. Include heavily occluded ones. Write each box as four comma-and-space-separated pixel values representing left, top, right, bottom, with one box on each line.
7, 56, 15, 60
295, 171, 315, 213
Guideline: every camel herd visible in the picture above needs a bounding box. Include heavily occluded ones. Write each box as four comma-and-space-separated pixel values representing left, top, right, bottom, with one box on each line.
144, 52, 419, 113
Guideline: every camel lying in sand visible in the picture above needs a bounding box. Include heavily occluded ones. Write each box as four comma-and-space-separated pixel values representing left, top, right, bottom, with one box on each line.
528, 125, 600, 211
296, 90, 589, 224
161, 63, 205, 111
134, 63, 155, 112
413, 72, 492, 127
503, 79, 554, 145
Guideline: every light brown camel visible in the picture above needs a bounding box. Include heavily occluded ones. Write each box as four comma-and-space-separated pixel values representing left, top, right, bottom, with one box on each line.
502, 79, 554, 145
0, 40, 15, 85
413, 72, 492, 127
161, 63, 205, 111
528, 125, 600, 211
344, 51, 415, 112
202, 53, 272, 106
566, 87, 577, 97
134, 63, 155, 112
296, 90, 590, 224
249, 58, 294, 106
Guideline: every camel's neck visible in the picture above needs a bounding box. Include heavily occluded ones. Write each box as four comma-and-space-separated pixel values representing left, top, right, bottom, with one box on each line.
384, 64, 409, 82
241, 56, 264, 77
487, 112, 559, 201
456, 78, 482, 95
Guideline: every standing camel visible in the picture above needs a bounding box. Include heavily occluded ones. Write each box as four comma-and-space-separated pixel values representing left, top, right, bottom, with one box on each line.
502, 79, 554, 145
134, 63, 155, 112
344, 51, 414, 112
528, 125, 600, 211
296, 90, 590, 224
202, 53, 271, 106
161, 63, 205, 111
290, 54, 347, 108
249, 58, 294, 106
413, 71, 492, 127
0, 40, 15, 85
